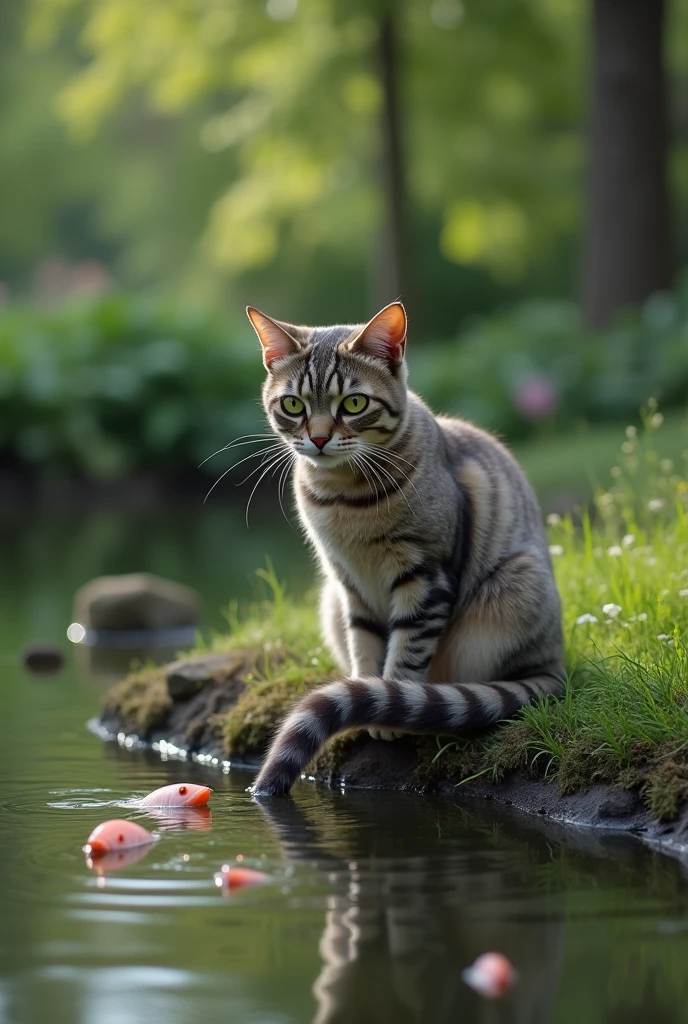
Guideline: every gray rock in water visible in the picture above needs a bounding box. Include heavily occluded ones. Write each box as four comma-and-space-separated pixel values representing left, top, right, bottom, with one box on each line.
74, 573, 200, 632
165, 652, 244, 701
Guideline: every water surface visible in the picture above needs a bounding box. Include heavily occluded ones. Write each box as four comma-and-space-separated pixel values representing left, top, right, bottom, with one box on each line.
1, 504, 688, 1023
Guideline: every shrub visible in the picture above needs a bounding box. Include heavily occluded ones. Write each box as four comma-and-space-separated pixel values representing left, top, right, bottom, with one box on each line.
2, 282, 688, 478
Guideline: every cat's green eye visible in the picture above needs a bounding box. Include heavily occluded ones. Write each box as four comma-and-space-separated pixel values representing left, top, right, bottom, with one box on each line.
281, 396, 305, 416
341, 394, 369, 415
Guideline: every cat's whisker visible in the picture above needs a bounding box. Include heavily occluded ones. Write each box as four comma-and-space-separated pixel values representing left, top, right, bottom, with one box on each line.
276, 455, 296, 528
363, 444, 422, 508
198, 434, 274, 468
245, 450, 293, 528
359, 447, 412, 509
368, 442, 418, 471
236, 444, 290, 486
350, 452, 381, 514
204, 443, 285, 503
355, 452, 391, 514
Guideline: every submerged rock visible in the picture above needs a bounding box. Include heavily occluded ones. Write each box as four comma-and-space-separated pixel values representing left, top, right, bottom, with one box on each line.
74, 573, 200, 632
21, 643, 64, 675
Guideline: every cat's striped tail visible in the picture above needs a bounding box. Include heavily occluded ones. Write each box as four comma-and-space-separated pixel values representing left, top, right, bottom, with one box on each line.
250, 674, 564, 797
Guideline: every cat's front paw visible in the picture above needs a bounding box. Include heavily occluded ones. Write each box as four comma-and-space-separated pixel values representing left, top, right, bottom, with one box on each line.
367, 727, 405, 741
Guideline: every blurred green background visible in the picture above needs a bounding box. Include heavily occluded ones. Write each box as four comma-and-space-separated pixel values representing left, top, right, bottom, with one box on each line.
1, 0, 688, 495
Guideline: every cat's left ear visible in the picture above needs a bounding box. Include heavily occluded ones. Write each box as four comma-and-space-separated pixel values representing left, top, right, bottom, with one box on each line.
343, 302, 407, 365
246, 307, 303, 370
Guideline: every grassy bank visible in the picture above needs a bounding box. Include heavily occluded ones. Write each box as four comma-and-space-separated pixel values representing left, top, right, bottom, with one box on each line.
105, 410, 688, 820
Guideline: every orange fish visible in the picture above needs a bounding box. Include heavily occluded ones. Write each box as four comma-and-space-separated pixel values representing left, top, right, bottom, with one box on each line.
214, 863, 271, 893
84, 819, 156, 858
138, 782, 212, 808
462, 953, 517, 999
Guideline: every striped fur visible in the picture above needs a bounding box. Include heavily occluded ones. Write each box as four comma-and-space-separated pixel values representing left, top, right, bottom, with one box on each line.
247, 302, 565, 797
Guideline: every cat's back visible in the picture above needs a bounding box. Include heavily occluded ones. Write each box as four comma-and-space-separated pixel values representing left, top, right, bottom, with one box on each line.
433, 410, 548, 560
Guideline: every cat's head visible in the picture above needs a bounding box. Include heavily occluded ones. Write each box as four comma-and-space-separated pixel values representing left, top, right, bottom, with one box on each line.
247, 302, 409, 468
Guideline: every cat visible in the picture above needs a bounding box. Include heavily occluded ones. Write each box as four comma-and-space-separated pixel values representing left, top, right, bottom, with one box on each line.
246, 301, 564, 796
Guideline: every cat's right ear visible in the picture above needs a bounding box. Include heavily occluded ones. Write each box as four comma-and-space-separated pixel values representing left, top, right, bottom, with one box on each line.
246, 307, 302, 370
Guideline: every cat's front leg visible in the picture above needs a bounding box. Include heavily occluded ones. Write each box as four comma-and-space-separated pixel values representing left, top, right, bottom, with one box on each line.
383, 566, 455, 682
342, 589, 387, 677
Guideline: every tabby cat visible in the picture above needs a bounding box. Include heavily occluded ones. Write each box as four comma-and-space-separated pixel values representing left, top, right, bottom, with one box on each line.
246, 301, 564, 796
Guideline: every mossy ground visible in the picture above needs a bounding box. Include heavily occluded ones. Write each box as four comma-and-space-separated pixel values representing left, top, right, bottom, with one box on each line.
104, 410, 688, 821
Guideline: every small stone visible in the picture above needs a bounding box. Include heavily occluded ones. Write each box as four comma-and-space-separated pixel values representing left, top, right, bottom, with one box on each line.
597, 789, 637, 819
74, 573, 200, 632
21, 643, 64, 675
166, 653, 243, 701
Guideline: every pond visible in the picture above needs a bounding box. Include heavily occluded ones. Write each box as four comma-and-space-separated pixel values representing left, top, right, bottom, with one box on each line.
1, 501, 688, 1024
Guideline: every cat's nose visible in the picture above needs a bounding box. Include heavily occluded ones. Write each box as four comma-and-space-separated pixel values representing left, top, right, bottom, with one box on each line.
310, 436, 329, 450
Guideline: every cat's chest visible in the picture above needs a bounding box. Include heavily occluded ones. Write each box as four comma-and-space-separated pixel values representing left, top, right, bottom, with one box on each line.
305, 508, 414, 614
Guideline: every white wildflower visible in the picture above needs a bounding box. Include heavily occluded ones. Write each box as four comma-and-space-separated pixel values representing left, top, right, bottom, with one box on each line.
622, 533, 635, 548
602, 603, 622, 618
648, 499, 664, 513
637, 612, 648, 621
549, 544, 564, 557
652, 413, 664, 428
576, 614, 598, 625
607, 546, 623, 557
657, 633, 669, 641
625, 425, 637, 438
621, 442, 634, 455
647, 557, 657, 567
546, 513, 561, 527
680, 589, 688, 598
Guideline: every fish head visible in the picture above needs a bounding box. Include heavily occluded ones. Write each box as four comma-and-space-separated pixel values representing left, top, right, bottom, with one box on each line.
175, 783, 213, 807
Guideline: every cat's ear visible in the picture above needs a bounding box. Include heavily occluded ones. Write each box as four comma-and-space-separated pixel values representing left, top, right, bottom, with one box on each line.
246, 307, 303, 370
344, 302, 407, 364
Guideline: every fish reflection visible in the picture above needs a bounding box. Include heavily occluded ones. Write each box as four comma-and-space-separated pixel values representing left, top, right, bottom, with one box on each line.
256, 793, 564, 1024
141, 805, 213, 832
85, 842, 154, 876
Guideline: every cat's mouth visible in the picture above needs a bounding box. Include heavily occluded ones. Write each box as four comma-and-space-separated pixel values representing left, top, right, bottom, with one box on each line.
299, 449, 351, 469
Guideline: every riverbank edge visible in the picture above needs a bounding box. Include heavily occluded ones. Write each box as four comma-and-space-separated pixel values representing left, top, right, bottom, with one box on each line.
97, 651, 688, 862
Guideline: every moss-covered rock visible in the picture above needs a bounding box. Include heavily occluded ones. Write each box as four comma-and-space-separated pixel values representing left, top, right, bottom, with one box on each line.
101, 667, 172, 737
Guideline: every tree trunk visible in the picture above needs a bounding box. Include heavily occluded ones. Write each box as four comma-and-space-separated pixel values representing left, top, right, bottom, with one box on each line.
582, 0, 673, 329
374, 8, 411, 311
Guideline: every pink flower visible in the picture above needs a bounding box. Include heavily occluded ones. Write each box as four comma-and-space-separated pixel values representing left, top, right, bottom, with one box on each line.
512, 376, 558, 420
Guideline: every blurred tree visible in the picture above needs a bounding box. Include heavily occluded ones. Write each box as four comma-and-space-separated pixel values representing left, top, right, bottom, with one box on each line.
375, 4, 409, 307
17, 0, 684, 334
582, 0, 674, 328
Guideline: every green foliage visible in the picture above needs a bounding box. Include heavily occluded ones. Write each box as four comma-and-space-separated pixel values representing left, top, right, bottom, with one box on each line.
2, 288, 688, 479
21, 0, 583, 288
0, 292, 262, 477
413, 283, 688, 438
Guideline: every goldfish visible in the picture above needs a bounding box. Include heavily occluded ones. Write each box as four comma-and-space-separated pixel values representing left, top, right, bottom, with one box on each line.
462, 953, 517, 999
84, 819, 156, 858
214, 863, 271, 893
138, 782, 212, 808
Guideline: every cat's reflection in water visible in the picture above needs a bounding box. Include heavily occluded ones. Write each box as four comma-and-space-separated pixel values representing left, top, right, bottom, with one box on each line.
255, 790, 565, 1024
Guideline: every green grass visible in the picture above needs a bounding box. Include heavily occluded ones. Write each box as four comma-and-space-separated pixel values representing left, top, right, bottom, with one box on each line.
512, 407, 688, 499
105, 408, 688, 820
